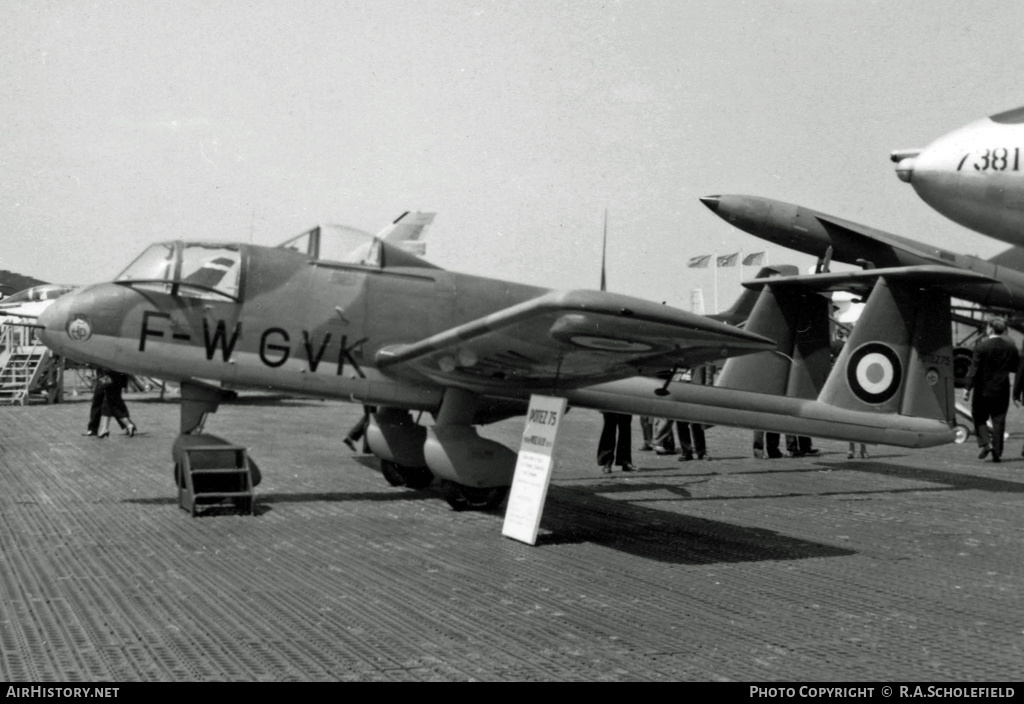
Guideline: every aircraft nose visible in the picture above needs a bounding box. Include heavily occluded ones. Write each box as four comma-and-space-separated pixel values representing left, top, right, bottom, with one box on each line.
37, 292, 71, 352
894, 157, 916, 183
891, 149, 921, 184
37, 284, 127, 361
892, 147, 925, 183
699, 195, 720, 214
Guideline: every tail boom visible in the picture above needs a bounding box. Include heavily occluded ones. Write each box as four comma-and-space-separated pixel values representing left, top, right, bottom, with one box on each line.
566, 380, 953, 448
566, 266, 989, 449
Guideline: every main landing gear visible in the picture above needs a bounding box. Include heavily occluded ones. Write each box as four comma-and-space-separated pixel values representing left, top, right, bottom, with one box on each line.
379, 460, 434, 489
441, 481, 509, 511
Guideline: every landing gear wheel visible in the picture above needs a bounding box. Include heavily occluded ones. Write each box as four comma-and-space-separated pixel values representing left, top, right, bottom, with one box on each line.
441, 481, 509, 511
954, 424, 970, 444
380, 460, 434, 489
380, 460, 406, 486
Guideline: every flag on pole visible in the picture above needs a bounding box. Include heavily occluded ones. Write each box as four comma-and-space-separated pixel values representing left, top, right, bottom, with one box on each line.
717, 253, 739, 267
742, 252, 765, 266
687, 254, 712, 269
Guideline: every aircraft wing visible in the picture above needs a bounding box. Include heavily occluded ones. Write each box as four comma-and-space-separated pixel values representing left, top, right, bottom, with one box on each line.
374, 289, 775, 392
813, 213, 956, 267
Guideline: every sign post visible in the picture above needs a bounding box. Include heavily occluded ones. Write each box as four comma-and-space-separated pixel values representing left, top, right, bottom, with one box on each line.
502, 394, 567, 545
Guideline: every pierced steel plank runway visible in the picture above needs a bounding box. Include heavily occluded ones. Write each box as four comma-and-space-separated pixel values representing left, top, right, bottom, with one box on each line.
1, 393, 1022, 681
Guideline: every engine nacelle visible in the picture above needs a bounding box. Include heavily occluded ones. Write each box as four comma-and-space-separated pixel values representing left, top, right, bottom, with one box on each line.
423, 425, 517, 488
366, 408, 427, 467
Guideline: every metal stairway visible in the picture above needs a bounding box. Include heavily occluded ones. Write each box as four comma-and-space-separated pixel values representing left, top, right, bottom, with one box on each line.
0, 324, 59, 405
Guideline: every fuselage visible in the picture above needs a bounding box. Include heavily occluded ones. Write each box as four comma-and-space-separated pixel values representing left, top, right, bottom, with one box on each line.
39, 242, 551, 413
893, 106, 1024, 245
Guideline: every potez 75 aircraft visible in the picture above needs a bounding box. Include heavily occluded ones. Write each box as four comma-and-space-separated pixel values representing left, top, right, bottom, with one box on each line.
37, 223, 982, 510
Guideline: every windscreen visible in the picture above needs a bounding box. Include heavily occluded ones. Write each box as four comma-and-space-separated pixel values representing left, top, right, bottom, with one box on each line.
116, 242, 242, 300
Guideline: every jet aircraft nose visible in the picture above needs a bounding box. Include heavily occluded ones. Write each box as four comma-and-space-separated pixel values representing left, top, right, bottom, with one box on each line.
891, 148, 921, 183
699, 195, 721, 214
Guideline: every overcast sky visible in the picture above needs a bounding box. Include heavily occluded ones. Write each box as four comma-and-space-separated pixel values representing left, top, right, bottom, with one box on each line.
3, 0, 1023, 310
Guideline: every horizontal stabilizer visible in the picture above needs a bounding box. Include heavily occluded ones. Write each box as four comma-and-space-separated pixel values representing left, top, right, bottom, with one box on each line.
744, 265, 997, 297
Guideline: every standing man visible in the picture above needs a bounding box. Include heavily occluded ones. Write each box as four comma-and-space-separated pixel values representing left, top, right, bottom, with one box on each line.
597, 412, 637, 473
964, 318, 1019, 462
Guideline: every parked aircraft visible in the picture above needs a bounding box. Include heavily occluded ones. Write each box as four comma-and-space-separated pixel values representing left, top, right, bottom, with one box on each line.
0, 284, 79, 320
892, 106, 1024, 244
699, 192, 1024, 376
699, 193, 1024, 311
36, 225, 977, 509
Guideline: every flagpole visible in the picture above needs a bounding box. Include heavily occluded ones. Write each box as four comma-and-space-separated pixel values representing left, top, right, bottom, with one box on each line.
713, 253, 719, 313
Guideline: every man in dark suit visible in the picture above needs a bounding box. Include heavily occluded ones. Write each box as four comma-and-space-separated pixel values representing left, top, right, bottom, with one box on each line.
597, 412, 637, 473
965, 318, 1020, 462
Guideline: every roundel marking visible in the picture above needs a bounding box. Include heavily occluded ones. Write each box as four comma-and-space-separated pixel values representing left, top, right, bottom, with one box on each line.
846, 342, 902, 404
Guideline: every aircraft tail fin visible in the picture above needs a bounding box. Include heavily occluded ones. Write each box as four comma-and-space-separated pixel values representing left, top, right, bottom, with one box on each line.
718, 265, 995, 426
708, 264, 799, 326
818, 277, 953, 421
715, 278, 831, 400
377, 211, 436, 256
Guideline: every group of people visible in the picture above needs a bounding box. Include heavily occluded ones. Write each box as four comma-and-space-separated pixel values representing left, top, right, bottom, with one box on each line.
83, 368, 137, 438
963, 317, 1023, 463
598, 365, 713, 473
598, 412, 711, 473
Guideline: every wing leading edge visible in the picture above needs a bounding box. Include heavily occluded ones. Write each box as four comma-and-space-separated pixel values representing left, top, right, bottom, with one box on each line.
375, 289, 774, 393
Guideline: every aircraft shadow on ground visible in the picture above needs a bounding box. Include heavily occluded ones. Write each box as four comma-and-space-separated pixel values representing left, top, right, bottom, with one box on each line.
673, 458, 1024, 501
532, 484, 854, 565
120, 456, 1023, 558
805, 458, 1024, 495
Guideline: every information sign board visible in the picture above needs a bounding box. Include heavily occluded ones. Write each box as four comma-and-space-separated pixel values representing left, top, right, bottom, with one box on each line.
502, 395, 567, 545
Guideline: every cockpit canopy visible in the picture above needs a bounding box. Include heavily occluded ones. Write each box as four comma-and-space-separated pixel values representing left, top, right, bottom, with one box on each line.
116, 242, 243, 300
276, 223, 380, 265
115, 226, 437, 302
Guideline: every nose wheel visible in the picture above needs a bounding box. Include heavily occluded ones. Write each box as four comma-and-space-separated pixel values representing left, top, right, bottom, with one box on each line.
953, 424, 970, 444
